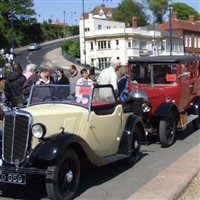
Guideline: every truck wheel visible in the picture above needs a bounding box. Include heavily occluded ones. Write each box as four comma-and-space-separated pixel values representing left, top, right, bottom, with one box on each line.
159, 112, 176, 147
46, 148, 80, 200
125, 125, 141, 165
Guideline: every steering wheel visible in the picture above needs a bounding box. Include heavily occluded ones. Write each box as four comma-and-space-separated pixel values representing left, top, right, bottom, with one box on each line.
42, 96, 60, 102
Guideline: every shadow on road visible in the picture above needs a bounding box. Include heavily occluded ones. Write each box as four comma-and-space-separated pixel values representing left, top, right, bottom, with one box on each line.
0, 152, 148, 200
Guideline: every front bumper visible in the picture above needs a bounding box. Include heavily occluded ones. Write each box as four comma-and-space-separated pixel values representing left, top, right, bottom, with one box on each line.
0, 164, 54, 176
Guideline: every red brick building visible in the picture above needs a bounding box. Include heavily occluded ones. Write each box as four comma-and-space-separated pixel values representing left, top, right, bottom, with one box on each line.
158, 12, 200, 56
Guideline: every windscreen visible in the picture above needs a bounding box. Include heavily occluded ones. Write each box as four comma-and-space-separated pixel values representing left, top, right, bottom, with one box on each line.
27, 84, 93, 109
130, 63, 178, 84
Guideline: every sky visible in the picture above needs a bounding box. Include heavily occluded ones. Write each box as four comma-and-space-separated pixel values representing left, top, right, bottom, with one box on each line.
33, 0, 200, 25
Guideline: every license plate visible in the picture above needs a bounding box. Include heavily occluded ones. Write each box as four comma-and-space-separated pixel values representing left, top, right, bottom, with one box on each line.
0, 171, 26, 185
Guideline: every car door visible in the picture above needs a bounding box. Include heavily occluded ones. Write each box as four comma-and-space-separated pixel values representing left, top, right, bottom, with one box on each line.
179, 62, 191, 109
188, 60, 198, 103
86, 86, 123, 156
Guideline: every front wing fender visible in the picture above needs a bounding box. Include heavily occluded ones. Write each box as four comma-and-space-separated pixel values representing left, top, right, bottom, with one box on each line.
29, 133, 111, 166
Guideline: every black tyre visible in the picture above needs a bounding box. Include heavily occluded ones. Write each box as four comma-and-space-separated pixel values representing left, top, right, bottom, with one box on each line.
46, 148, 81, 200
125, 125, 141, 165
159, 112, 176, 147
192, 106, 200, 130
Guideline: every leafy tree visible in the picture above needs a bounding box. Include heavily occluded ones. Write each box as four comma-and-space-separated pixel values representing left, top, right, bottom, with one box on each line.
113, 0, 150, 26
147, 0, 168, 24
61, 40, 80, 58
68, 41, 80, 58
0, 0, 36, 48
172, 2, 200, 20
68, 25, 79, 36
61, 40, 73, 52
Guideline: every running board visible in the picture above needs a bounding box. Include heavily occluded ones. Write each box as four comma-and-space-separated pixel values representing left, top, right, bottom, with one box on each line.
177, 114, 198, 130
104, 153, 127, 163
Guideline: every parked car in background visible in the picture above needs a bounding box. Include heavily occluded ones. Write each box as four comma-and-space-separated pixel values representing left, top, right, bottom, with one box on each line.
127, 55, 200, 147
0, 84, 145, 200
28, 43, 41, 51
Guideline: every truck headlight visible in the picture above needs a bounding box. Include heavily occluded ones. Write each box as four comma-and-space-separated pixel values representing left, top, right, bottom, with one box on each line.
142, 102, 151, 112
32, 123, 46, 139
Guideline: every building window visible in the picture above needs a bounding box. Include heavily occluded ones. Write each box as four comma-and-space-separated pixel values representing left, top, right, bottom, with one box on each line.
116, 40, 119, 48
194, 36, 197, 48
97, 40, 111, 49
188, 36, 192, 47
140, 41, 147, 50
107, 26, 111, 29
127, 40, 132, 48
132, 40, 139, 48
98, 24, 102, 30
157, 42, 161, 50
174, 42, 178, 51
90, 42, 93, 50
107, 11, 112, 17
98, 57, 111, 70
185, 35, 188, 47
108, 41, 111, 49
178, 42, 183, 51
198, 37, 200, 48
99, 9, 104, 17
103, 41, 107, 48
166, 42, 170, 51
85, 28, 90, 32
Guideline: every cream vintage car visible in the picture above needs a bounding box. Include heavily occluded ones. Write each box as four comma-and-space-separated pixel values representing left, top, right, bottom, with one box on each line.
0, 84, 145, 200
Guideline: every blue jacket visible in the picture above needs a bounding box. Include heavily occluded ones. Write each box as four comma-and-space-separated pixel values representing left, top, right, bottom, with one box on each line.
118, 74, 128, 102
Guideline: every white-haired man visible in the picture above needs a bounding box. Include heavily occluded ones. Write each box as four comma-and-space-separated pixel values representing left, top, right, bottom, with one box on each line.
97, 58, 121, 101
23, 63, 37, 79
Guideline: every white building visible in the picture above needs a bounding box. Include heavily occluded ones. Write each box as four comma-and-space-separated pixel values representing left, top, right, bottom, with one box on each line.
79, 12, 184, 69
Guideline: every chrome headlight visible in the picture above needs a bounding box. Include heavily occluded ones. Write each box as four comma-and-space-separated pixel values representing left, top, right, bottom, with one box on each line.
32, 123, 46, 139
142, 102, 152, 112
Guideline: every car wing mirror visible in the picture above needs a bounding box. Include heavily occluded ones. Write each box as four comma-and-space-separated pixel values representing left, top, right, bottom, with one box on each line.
178, 72, 190, 78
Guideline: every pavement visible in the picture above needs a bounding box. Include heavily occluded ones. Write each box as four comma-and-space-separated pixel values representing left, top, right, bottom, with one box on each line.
45, 48, 200, 200
44, 47, 83, 71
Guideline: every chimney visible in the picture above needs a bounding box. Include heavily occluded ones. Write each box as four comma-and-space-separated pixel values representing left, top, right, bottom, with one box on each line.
188, 14, 195, 22
132, 16, 137, 28
172, 12, 178, 20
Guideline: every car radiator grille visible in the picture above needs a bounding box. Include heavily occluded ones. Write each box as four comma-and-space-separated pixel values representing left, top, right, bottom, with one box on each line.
3, 112, 31, 165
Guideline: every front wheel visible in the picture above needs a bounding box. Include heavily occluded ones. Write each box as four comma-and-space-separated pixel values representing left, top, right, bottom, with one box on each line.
46, 148, 81, 200
159, 112, 176, 148
125, 125, 141, 165
192, 105, 200, 130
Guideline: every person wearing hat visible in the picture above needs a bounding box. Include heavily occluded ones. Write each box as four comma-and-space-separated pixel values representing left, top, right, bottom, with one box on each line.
4, 63, 26, 108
